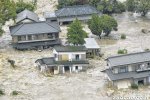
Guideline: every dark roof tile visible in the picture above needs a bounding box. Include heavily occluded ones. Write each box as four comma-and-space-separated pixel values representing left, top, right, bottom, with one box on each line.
55, 5, 99, 17
54, 46, 87, 52
10, 21, 60, 35
107, 51, 150, 67
16, 9, 39, 23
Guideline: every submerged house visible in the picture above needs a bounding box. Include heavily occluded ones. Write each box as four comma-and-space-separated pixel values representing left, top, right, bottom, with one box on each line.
45, 5, 101, 24
16, 9, 39, 24
105, 51, 150, 89
84, 38, 100, 57
9, 21, 61, 50
35, 46, 89, 74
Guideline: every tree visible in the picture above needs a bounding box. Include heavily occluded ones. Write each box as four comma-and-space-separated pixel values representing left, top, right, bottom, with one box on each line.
88, 14, 103, 38
126, 0, 136, 12
0, 0, 17, 36
113, 1, 126, 13
137, 0, 150, 16
96, 0, 125, 14
126, 0, 150, 16
97, 0, 113, 14
57, 0, 76, 8
101, 15, 118, 36
16, 0, 35, 14
89, 0, 100, 7
88, 14, 118, 37
67, 19, 87, 45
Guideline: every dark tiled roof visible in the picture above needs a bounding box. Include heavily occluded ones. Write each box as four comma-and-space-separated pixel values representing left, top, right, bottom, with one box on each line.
12, 39, 61, 49
10, 21, 60, 36
54, 46, 87, 52
16, 9, 39, 23
105, 69, 150, 81
36, 57, 55, 65
106, 51, 150, 67
55, 5, 99, 17
36, 57, 89, 66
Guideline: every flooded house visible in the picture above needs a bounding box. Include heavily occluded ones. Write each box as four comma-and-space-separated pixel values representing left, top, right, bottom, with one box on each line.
9, 21, 61, 50
84, 38, 100, 57
104, 51, 150, 89
9, 10, 61, 50
35, 46, 89, 74
44, 5, 101, 25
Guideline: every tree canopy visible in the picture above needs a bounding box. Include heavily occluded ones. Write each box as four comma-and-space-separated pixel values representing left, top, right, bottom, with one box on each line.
67, 19, 87, 45
126, 0, 137, 12
137, 0, 150, 16
126, 0, 150, 16
88, 14, 118, 37
101, 15, 118, 36
16, 0, 36, 14
0, 0, 16, 36
88, 14, 103, 38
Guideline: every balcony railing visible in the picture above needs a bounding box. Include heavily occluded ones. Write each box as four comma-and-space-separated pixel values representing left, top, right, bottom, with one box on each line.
136, 67, 150, 72
17, 37, 56, 43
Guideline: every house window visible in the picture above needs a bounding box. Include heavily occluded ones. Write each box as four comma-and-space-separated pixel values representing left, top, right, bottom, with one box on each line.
119, 67, 127, 73
75, 55, 79, 60
75, 66, 78, 70
148, 63, 150, 67
47, 33, 53, 38
35, 35, 39, 40
28, 35, 32, 40
54, 54, 57, 58
18, 36, 21, 41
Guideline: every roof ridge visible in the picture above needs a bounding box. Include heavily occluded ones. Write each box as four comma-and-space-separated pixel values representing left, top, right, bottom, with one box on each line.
107, 51, 150, 59
46, 22, 60, 31
12, 24, 24, 35
56, 8, 66, 16
63, 4, 91, 8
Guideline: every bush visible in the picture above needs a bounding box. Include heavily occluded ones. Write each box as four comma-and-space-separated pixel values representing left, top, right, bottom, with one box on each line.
121, 34, 126, 39
145, 48, 150, 51
113, 2, 126, 13
118, 49, 128, 54
0, 89, 5, 96
8, 59, 16, 68
131, 84, 138, 89
12, 91, 19, 96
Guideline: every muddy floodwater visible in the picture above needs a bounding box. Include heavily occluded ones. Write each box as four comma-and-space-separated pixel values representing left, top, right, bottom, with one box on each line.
1, 8, 150, 100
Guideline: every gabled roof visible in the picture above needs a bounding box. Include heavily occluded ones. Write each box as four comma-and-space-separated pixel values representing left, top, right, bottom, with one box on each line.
84, 38, 100, 49
105, 69, 150, 81
36, 57, 55, 65
16, 9, 39, 23
54, 46, 87, 52
55, 5, 99, 17
107, 51, 150, 67
10, 21, 61, 36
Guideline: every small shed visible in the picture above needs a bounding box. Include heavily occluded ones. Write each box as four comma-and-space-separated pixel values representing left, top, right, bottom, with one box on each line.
84, 38, 100, 57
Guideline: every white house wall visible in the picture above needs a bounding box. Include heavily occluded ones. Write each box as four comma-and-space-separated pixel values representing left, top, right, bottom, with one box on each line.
53, 49, 86, 61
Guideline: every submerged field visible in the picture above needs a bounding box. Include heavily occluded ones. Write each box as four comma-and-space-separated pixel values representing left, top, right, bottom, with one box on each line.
1, 0, 150, 100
